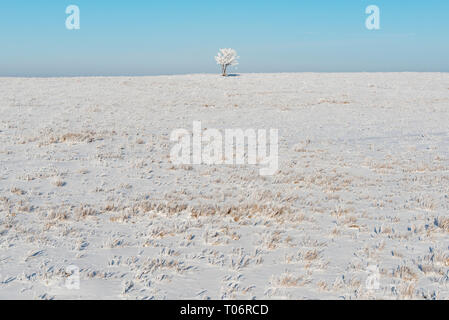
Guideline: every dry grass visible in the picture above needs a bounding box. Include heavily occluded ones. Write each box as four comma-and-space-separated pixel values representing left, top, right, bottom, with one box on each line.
37, 130, 116, 146
435, 217, 449, 232
10, 187, 27, 195
271, 272, 310, 288
52, 177, 66, 187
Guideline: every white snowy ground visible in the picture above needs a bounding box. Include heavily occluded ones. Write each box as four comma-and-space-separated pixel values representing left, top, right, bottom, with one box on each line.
0, 73, 448, 300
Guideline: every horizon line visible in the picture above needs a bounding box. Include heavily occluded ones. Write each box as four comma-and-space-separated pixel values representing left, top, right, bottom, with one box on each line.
1, 71, 448, 79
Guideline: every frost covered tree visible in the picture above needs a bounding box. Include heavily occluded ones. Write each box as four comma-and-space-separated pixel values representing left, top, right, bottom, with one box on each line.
215, 48, 239, 76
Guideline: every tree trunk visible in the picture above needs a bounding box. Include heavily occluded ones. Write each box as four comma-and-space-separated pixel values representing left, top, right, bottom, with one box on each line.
222, 64, 228, 76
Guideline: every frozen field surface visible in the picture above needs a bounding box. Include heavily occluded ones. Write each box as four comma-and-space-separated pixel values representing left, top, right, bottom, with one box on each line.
0, 73, 448, 299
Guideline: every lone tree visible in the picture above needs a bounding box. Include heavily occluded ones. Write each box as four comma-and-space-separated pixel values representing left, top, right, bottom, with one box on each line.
215, 48, 239, 76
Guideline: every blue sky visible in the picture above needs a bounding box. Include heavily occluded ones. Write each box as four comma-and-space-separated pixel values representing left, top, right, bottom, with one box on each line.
1, 1, 448, 76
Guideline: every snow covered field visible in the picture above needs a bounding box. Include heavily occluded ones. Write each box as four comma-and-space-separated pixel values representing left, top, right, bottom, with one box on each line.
0, 73, 448, 300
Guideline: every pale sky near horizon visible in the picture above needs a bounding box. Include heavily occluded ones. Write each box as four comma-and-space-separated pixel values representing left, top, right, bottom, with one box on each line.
1, 0, 448, 76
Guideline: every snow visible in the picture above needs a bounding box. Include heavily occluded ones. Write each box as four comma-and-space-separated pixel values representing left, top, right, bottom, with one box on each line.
0, 73, 448, 299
